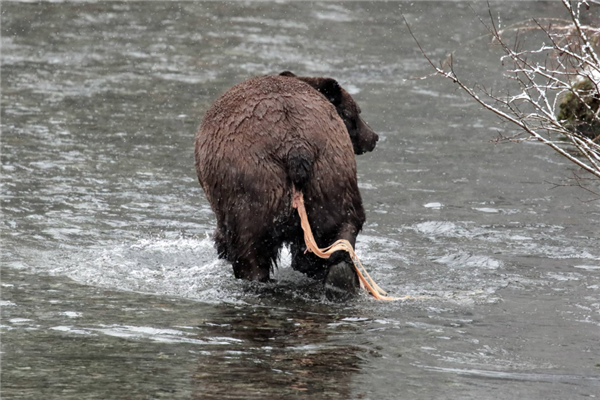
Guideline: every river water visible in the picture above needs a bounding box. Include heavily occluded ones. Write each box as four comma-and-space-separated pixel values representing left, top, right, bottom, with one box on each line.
2, 2, 599, 399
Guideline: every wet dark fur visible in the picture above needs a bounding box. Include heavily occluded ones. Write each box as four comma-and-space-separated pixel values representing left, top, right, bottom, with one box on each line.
194, 72, 378, 282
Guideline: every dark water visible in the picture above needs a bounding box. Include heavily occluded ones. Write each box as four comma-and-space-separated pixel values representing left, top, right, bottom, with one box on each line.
2, 2, 600, 399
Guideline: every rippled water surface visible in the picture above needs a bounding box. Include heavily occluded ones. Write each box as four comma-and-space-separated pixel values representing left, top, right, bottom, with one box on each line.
2, 2, 600, 399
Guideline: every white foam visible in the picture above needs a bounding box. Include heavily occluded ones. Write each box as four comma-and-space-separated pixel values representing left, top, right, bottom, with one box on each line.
312, 11, 354, 22
358, 182, 377, 190
345, 84, 361, 95
574, 265, 600, 271
81, 324, 244, 346
434, 252, 502, 270
473, 207, 499, 214
51, 326, 93, 335
59, 311, 82, 318
9, 318, 33, 324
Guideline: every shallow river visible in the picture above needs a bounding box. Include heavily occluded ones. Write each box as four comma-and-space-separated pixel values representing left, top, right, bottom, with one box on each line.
2, 2, 599, 399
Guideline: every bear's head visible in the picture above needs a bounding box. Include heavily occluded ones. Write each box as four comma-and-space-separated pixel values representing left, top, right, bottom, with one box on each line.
280, 71, 379, 155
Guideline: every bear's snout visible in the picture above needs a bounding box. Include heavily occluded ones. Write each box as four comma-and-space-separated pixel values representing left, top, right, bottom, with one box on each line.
356, 118, 378, 154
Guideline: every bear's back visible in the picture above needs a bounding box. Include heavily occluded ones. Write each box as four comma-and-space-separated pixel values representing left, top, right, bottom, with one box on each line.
198, 75, 347, 149
202, 75, 323, 125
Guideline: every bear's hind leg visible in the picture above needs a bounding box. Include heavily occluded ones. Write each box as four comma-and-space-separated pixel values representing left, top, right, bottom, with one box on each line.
324, 223, 361, 301
230, 234, 281, 283
291, 240, 328, 280
214, 225, 229, 260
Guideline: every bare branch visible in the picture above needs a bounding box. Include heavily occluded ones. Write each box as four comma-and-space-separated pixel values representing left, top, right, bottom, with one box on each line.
403, 1, 600, 196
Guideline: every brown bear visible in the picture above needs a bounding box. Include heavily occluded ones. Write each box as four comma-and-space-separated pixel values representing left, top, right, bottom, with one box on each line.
194, 71, 378, 300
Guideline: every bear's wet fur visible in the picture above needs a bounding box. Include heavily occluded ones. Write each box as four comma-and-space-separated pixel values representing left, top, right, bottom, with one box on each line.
195, 72, 378, 297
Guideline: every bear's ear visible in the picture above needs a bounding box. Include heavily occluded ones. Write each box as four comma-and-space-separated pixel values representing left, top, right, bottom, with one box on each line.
317, 78, 342, 105
280, 71, 297, 77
